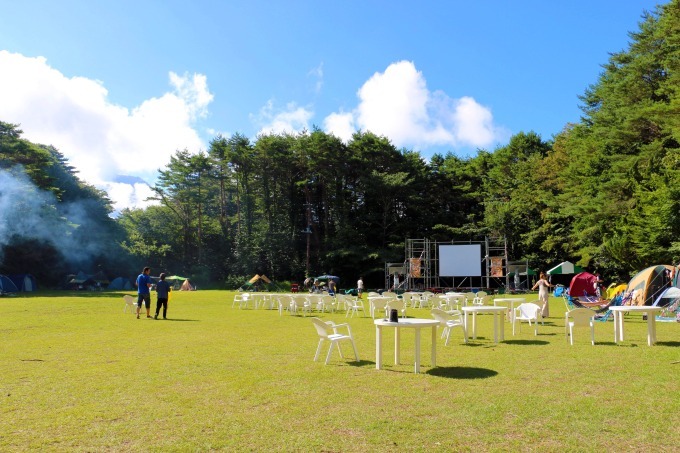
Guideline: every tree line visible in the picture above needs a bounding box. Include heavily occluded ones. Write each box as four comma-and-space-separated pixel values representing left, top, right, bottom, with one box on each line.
1, 1, 677, 288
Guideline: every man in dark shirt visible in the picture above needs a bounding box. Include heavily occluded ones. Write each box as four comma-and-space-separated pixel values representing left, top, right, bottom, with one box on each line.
154, 273, 171, 319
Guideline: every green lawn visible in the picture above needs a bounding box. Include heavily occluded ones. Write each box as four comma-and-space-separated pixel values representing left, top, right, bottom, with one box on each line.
1, 291, 679, 451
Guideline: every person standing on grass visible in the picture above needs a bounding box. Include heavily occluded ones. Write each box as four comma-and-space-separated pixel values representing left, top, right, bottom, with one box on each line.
531, 272, 553, 318
154, 273, 171, 319
136, 267, 153, 319
357, 276, 364, 298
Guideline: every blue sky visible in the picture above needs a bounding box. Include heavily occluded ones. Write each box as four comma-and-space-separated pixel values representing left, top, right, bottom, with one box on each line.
0, 0, 664, 211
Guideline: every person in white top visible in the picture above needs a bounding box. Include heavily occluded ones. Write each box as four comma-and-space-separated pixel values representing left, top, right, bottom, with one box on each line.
357, 277, 364, 297
531, 272, 553, 317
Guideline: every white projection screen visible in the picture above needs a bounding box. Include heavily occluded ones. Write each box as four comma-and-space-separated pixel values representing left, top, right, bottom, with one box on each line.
439, 244, 482, 277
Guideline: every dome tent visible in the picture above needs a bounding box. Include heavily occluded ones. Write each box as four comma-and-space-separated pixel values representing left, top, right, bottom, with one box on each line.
627, 265, 674, 306
9, 274, 37, 291
0, 274, 19, 293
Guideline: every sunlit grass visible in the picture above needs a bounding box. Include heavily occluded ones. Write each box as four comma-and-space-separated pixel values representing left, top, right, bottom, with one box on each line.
1, 290, 678, 451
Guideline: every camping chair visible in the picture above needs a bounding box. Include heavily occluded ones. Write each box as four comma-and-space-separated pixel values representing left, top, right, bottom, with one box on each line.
553, 285, 565, 298
431, 308, 467, 345
311, 318, 359, 365
513, 303, 543, 335
565, 308, 596, 345
123, 295, 136, 314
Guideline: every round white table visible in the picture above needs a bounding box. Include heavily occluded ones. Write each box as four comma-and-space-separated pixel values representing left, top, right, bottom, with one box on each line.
461, 306, 507, 343
374, 318, 439, 373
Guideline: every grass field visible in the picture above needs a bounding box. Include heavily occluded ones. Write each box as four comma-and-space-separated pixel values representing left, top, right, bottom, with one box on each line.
1, 290, 679, 451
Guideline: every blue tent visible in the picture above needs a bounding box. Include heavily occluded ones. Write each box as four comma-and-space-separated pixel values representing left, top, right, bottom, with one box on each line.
0, 274, 19, 293
9, 274, 38, 292
109, 277, 132, 290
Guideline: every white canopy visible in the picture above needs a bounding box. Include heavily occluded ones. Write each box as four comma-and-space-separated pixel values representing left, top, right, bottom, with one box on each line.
547, 261, 583, 275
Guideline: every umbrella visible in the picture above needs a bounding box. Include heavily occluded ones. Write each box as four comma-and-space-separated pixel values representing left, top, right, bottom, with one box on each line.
316, 275, 340, 282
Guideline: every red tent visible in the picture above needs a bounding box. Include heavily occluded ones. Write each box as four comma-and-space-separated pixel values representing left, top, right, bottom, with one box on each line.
569, 272, 597, 298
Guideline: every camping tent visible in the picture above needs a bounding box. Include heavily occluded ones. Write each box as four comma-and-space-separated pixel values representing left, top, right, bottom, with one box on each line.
547, 261, 584, 275
653, 286, 680, 307
606, 283, 628, 300
108, 277, 132, 290
0, 274, 19, 293
239, 274, 273, 291
654, 286, 680, 321
626, 265, 674, 306
9, 274, 37, 292
180, 279, 195, 291
568, 272, 598, 298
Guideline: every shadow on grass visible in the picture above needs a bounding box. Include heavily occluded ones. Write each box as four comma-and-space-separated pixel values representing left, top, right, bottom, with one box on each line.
347, 360, 376, 367
427, 366, 498, 379
503, 339, 550, 346
16, 291, 131, 299
159, 318, 200, 322
654, 341, 680, 347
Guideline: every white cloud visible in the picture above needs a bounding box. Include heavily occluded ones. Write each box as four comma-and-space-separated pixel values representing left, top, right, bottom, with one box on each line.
323, 112, 355, 142
308, 62, 324, 94
253, 100, 313, 136
0, 50, 212, 213
324, 60, 506, 150
103, 182, 157, 213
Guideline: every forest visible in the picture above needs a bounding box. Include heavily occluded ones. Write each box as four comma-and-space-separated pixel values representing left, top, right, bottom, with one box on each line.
0, 1, 678, 289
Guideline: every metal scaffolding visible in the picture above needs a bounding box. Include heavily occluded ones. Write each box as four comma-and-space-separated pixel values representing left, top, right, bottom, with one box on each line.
390, 236, 508, 291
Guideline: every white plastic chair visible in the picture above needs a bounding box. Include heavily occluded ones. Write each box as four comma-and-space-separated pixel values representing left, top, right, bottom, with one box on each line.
233, 293, 251, 309
473, 291, 488, 306
386, 299, 407, 319
291, 295, 311, 316
123, 295, 136, 313
345, 297, 366, 318
431, 308, 467, 345
463, 292, 476, 307
565, 308, 596, 345
276, 295, 292, 316
320, 294, 336, 313
369, 297, 389, 319
513, 302, 543, 335
311, 318, 360, 365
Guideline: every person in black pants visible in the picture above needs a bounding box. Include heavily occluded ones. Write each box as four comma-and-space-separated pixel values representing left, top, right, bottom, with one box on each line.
154, 273, 171, 319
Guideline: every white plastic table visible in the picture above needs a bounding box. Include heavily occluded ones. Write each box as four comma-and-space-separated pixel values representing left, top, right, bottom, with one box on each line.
493, 297, 526, 322
461, 306, 506, 343
374, 318, 439, 373
608, 305, 664, 346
